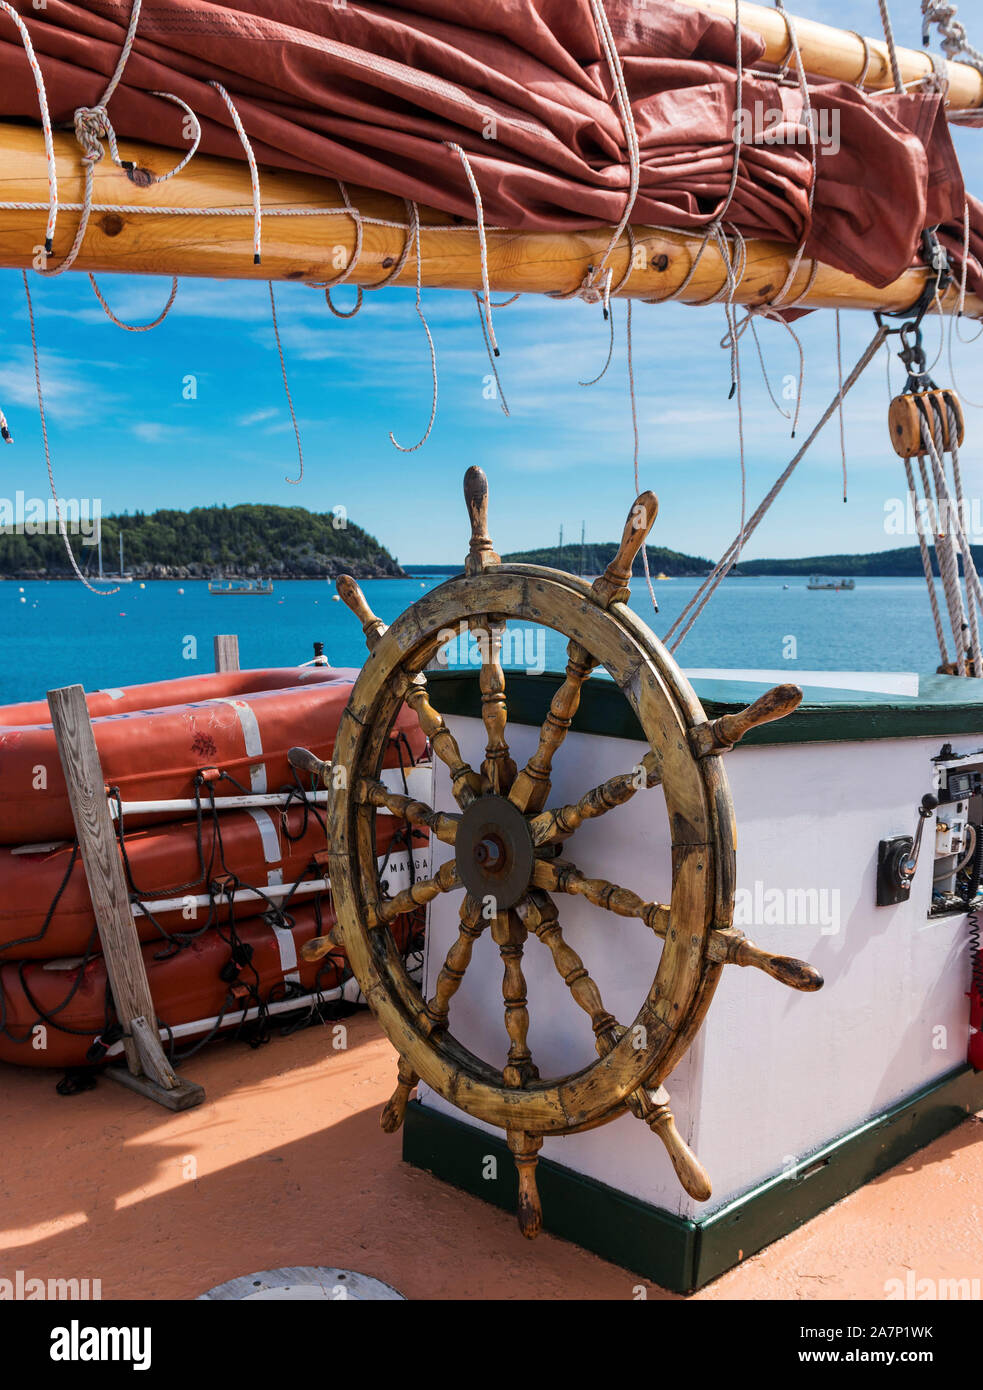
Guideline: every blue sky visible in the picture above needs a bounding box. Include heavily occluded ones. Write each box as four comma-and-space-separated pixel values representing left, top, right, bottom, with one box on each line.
0, 0, 980, 566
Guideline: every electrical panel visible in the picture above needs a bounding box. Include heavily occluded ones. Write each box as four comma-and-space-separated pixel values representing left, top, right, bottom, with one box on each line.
930, 748, 983, 915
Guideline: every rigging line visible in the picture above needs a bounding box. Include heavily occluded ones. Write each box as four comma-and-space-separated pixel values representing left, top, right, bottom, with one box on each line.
587, 0, 641, 280
904, 455, 950, 665
209, 82, 262, 264
268, 281, 305, 486
21, 271, 120, 597
665, 324, 888, 650
447, 142, 499, 355
0, 2, 58, 253
474, 291, 510, 416
88, 273, 178, 331
765, 1, 818, 307
878, 0, 907, 94
626, 299, 659, 616
99, 0, 144, 108
921, 1, 983, 74
835, 310, 847, 502
389, 203, 438, 453
579, 300, 616, 387
322, 181, 365, 315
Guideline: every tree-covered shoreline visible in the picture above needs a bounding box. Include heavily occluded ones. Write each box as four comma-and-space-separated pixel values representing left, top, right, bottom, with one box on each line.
0, 504, 406, 580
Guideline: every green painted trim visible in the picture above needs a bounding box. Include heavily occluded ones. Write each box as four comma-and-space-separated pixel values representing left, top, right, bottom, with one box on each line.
403, 1065, 983, 1293
425, 669, 983, 747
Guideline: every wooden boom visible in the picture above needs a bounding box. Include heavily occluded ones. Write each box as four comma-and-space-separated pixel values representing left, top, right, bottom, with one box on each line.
0, 124, 977, 317
676, 0, 983, 110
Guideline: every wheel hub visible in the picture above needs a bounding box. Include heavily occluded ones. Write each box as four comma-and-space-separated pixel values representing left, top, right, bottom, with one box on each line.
454, 794, 534, 909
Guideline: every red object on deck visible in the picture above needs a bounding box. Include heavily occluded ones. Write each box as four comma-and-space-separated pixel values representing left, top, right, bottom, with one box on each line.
970, 961, 983, 1071
0, 805, 415, 961
0, 670, 424, 843
0, 666, 360, 728
0, 901, 424, 1070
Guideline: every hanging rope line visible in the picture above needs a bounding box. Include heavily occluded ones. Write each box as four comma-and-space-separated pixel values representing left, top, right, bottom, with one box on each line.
878, 0, 907, 94
21, 271, 121, 596
268, 281, 305, 485
209, 82, 262, 263
88, 273, 178, 330
389, 203, 438, 453
664, 325, 889, 652
626, 299, 659, 614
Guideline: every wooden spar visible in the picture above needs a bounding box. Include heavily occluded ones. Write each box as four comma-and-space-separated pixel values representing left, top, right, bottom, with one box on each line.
675, 0, 983, 110
0, 124, 978, 317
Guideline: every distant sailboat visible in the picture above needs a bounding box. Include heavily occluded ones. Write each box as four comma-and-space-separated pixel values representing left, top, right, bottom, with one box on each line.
116, 532, 134, 583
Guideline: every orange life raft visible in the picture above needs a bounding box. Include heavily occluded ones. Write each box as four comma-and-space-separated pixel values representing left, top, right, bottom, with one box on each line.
0, 899, 424, 1070
0, 669, 424, 842
0, 805, 421, 960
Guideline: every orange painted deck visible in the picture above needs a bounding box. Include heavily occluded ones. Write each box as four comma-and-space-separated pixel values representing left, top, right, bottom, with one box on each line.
2, 1013, 981, 1301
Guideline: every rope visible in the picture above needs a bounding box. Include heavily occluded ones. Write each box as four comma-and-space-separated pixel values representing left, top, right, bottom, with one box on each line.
389, 203, 438, 452
21, 271, 121, 596
209, 82, 262, 263
626, 300, 659, 614
835, 310, 847, 501
0, 1, 58, 252
665, 325, 889, 651
904, 455, 950, 665
922, 1, 983, 73
878, 0, 907, 93
268, 281, 305, 485
915, 395, 983, 673
88, 273, 178, 330
99, 0, 144, 107
447, 142, 498, 355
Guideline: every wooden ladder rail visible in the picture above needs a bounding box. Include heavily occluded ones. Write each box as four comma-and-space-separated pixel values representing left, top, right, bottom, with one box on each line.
47, 684, 205, 1111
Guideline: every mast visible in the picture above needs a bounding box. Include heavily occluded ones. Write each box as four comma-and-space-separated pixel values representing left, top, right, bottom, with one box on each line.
119, 531, 124, 580
97, 522, 103, 582
0, 126, 978, 318
580, 522, 586, 580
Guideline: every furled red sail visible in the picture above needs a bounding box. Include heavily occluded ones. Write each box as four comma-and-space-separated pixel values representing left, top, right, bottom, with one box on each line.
0, 0, 978, 297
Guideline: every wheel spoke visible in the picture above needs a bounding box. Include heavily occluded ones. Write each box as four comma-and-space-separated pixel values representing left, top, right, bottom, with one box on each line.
401, 671, 483, 809
516, 890, 710, 1200
491, 908, 538, 1086
532, 859, 671, 937
369, 857, 461, 927
508, 639, 596, 814
527, 751, 661, 847
475, 620, 517, 795
335, 573, 482, 809
424, 894, 487, 1031
380, 1055, 418, 1134
708, 926, 824, 993
515, 890, 621, 1052
358, 777, 460, 846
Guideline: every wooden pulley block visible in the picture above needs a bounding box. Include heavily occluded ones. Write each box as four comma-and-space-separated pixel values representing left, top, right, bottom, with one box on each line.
888, 388, 965, 459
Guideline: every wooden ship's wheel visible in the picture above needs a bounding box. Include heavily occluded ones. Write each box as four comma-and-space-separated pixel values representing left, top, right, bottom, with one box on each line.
292, 468, 823, 1237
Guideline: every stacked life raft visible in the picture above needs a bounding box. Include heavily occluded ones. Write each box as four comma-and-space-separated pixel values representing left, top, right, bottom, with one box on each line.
0, 666, 429, 1071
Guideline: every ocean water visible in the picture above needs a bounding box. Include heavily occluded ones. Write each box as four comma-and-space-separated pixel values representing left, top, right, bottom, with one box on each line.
0, 574, 959, 708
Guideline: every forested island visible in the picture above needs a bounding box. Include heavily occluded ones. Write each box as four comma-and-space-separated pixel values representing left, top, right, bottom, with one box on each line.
0, 504, 405, 580
497, 543, 978, 579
